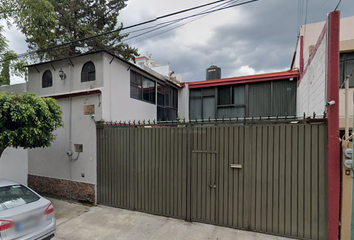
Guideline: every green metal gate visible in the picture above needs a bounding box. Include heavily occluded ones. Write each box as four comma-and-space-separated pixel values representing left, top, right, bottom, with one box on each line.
97, 120, 327, 240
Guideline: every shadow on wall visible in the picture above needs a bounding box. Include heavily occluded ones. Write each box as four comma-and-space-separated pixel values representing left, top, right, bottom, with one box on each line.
0, 147, 28, 185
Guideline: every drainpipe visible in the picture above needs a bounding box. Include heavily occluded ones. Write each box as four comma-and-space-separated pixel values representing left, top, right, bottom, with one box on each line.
68, 63, 73, 201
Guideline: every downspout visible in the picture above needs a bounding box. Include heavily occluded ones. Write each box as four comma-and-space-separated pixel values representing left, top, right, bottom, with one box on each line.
68, 63, 73, 201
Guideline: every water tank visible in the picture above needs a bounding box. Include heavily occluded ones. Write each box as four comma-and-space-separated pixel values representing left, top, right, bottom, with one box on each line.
206, 65, 221, 80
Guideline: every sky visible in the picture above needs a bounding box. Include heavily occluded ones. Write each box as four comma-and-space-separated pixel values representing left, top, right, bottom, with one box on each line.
3, 0, 354, 84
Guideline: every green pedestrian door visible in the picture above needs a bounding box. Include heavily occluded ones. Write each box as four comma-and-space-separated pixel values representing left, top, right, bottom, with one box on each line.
191, 126, 252, 229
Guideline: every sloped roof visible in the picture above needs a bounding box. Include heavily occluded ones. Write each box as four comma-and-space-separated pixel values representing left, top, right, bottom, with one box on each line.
186, 70, 299, 89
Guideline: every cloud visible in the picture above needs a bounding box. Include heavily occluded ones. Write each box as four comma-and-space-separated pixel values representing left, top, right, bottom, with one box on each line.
2, 0, 354, 84
120, 0, 354, 82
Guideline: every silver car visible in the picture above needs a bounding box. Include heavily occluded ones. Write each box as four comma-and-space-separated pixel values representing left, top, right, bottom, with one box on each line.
0, 179, 56, 240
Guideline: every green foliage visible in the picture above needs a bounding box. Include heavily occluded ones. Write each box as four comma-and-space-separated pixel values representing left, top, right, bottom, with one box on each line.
0, 51, 17, 86
0, 92, 64, 151
0, 0, 138, 61
15, 0, 57, 53
0, 0, 57, 53
0, 24, 28, 85
0, 26, 7, 54
46, 0, 138, 60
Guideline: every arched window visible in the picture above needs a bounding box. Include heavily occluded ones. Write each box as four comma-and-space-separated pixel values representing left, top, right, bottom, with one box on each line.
81, 61, 95, 82
42, 70, 53, 88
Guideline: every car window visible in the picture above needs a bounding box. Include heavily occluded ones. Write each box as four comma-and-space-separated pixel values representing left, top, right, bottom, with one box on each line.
0, 185, 40, 211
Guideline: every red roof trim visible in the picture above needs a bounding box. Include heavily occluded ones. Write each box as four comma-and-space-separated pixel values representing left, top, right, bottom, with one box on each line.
45, 90, 101, 100
135, 56, 147, 60
186, 70, 299, 89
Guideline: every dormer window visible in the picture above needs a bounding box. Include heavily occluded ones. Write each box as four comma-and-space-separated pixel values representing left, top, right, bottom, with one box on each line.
42, 70, 53, 88
81, 61, 95, 82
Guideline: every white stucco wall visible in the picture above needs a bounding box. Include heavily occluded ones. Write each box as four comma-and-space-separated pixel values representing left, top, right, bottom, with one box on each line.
101, 54, 157, 122
28, 95, 99, 184
0, 148, 28, 185
28, 53, 104, 96
297, 33, 326, 116
27, 53, 103, 185
178, 84, 189, 120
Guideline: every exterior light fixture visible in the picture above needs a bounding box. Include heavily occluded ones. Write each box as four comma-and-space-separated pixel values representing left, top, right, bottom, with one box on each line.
59, 68, 66, 80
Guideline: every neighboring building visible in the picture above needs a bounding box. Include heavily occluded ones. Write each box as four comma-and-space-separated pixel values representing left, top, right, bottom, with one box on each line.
185, 70, 298, 120
134, 56, 182, 82
290, 11, 340, 240
291, 15, 354, 130
24, 50, 186, 202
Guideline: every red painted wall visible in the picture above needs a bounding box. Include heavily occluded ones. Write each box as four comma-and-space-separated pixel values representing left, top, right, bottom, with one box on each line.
326, 11, 340, 240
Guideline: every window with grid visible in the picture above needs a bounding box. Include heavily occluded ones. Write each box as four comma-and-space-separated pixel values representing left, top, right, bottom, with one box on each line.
130, 70, 155, 104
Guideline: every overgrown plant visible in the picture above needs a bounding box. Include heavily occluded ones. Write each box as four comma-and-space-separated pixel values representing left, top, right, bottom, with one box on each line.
0, 92, 64, 157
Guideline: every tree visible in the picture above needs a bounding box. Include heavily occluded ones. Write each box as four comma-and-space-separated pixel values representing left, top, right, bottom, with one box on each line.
1, 0, 138, 61
0, 50, 27, 85
0, 92, 64, 157
46, 0, 138, 60
0, 23, 28, 86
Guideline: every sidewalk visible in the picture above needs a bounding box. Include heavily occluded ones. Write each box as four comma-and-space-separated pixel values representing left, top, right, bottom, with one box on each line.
50, 198, 294, 240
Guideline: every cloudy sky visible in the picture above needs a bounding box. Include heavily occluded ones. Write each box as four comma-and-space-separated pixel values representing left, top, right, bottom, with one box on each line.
3, 0, 354, 84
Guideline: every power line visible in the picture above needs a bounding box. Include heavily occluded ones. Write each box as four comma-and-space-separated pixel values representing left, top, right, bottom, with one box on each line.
125, 0, 242, 44
9, 0, 233, 57
334, 0, 342, 11
0, 0, 260, 63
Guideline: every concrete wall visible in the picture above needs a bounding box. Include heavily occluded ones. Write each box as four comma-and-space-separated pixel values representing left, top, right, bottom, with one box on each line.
0, 148, 28, 185
0, 83, 27, 93
297, 32, 326, 115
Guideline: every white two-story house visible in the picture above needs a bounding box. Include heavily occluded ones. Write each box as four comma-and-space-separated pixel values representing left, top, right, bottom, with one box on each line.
24, 50, 187, 202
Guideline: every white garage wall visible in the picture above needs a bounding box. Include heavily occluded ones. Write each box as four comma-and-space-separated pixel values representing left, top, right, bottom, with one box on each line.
0, 148, 28, 185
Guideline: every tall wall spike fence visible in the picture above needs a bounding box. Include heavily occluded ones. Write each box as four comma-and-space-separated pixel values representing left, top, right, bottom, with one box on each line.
96, 112, 326, 127
97, 114, 328, 240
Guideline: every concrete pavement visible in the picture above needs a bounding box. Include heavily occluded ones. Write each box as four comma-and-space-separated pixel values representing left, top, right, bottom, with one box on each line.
49, 198, 294, 240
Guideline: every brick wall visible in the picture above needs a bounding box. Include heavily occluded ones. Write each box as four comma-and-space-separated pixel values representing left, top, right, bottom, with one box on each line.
297, 35, 326, 116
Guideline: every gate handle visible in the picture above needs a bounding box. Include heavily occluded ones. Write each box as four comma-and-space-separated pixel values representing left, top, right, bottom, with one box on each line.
209, 182, 216, 188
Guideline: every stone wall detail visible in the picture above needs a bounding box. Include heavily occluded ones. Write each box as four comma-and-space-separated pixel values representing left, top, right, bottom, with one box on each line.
28, 174, 95, 203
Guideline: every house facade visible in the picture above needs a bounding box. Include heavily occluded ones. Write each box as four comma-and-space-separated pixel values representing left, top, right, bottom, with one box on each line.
24, 50, 187, 202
